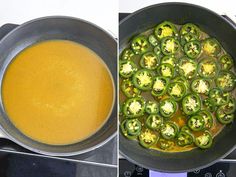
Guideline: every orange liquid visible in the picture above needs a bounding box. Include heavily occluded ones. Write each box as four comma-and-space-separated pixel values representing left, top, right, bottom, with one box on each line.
2, 40, 114, 145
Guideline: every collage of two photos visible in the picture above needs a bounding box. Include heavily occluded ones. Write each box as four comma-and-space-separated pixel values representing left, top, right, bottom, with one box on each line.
0, 0, 235, 177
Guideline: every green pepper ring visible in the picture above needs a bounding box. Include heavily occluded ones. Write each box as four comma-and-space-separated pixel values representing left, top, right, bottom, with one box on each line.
157, 63, 175, 78
177, 57, 197, 79
182, 93, 201, 115
216, 106, 234, 124
119, 60, 137, 78
160, 121, 179, 140
219, 54, 234, 70
145, 114, 163, 130
121, 48, 135, 60
161, 36, 180, 56
197, 110, 213, 130
191, 78, 211, 95
140, 52, 159, 70
139, 129, 159, 148
151, 76, 169, 97
154, 21, 178, 40
159, 98, 178, 118
132, 69, 154, 91
188, 115, 205, 131
198, 58, 219, 79
184, 40, 201, 59
180, 23, 200, 38
122, 97, 146, 118
120, 119, 140, 140
177, 131, 194, 147
215, 71, 236, 92
121, 79, 141, 98
167, 81, 187, 101
145, 101, 159, 114
131, 35, 150, 55
195, 131, 213, 149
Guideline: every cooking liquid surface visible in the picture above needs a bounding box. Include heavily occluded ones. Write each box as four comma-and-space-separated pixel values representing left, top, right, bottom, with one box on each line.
2, 40, 114, 145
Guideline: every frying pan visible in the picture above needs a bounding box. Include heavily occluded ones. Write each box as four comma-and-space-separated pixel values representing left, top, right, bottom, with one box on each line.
119, 2, 236, 172
0, 16, 117, 156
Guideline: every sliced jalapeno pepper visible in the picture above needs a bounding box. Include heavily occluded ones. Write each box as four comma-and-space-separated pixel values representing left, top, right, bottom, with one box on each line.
167, 81, 187, 101
178, 57, 197, 79
198, 58, 218, 79
131, 36, 150, 55
161, 55, 177, 67
184, 40, 201, 59
221, 97, 235, 114
202, 38, 221, 57
188, 115, 205, 131
119, 60, 137, 78
182, 94, 201, 115
180, 33, 198, 46
203, 98, 216, 112
197, 110, 213, 129
145, 101, 159, 114
140, 52, 159, 70
157, 63, 175, 78
161, 37, 180, 56
120, 119, 141, 140
151, 76, 169, 97
173, 76, 190, 90
158, 138, 175, 150
159, 98, 177, 118
121, 48, 135, 60
191, 78, 210, 95
145, 114, 163, 130
195, 131, 213, 149
139, 129, 158, 148
123, 97, 145, 118
161, 121, 179, 140
219, 54, 234, 70
177, 131, 194, 146
216, 106, 234, 124
209, 88, 229, 106
180, 23, 200, 38
154, 21, 178, 40
121, 79, 141, 98
216, 71, 235, 92
132, 69, 153, 91
148, 34, 158, 46
153, 45, 161, 57
181, 125, 191, 133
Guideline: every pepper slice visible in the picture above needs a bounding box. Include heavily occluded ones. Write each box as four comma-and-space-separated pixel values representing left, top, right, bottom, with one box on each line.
131, 36, 150, 55
145, 114, 163, 130
123, 97, 145, 118
181, 125, 191, 133
132, 69, 153, 91
160, 121, 179, 140
173, 76, 190, 90
197, 110, 213, 129
182, 94, 201, 115
203, 98, 216, 112
151, 76, 169, 97
221, 97, 235, 114
140, 52, 159, 70
180, 23, 200, 38
159, 98, 177, 118
177, 131, 194, 146
180, 33, 198, 46
121, 79, 141, 98
158, 138, 175, 150
215, 71, 235, 92
139, 129, 158, 148
188, 115, 205, 131
148, 34, 158, 46
153, 45, 162, 57
202, 38, 221, 57
120, 119, 141, 140
121, 48, 135, 60
119, 60, 137, 78
178, 57, 197, 79
216, 106, 234, 124
219, 54, 234, 70
157, 63, 175, 78
209, 88, 229, 106
195, 131, 213, 149
191, 78, 210, 95
198, 58, 218, 79
161, 37, 180, 56
154, 21, 178, 40
184, 40, 201, 59
145, 101, 159, 114
161, 55, 177, 67
167, 81, 187, 101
